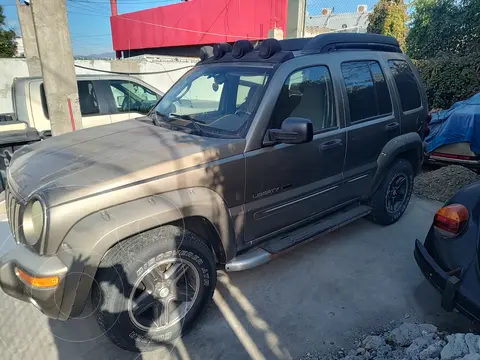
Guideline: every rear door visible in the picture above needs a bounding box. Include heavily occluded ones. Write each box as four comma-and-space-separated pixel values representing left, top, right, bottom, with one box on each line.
78, 80, 112, 128
35, 80, 111, 130
383, 55, 427, 136
334, 53, 399, 202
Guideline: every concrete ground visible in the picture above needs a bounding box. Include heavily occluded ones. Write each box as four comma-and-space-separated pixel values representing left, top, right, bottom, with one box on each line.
0, 196, 477, 360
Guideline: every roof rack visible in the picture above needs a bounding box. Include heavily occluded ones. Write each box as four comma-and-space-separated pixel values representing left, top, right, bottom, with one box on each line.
197, 33, 401, 66
302, 33, 402, 54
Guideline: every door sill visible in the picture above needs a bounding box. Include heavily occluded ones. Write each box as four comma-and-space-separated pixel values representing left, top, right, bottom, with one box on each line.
226, 203, 371, 272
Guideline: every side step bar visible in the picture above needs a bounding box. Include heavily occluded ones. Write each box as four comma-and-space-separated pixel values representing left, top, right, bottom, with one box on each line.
225, 204, 371, 272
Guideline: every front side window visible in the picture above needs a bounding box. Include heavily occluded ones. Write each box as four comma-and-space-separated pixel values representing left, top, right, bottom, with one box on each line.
154, 65, 272, 137
341, 61, 393, 123
387, 60, 422, 111
270, 65, 336, 132
109, 80, 160, 115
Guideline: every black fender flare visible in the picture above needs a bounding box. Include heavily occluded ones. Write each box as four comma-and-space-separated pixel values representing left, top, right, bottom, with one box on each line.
369, 132, 423, 196
58, 187, 236, 319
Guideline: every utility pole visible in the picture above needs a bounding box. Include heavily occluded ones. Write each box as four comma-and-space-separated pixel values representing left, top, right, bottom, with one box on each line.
286, 0, 307, 38
16, 2, 41, 76
30, 0, 82, 134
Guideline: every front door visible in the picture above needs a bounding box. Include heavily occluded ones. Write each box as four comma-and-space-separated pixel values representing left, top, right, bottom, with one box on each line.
244, 65, 346, 244
106, 79, 161, 123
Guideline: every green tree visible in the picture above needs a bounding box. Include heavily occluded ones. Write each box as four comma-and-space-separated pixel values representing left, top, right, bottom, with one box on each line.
367, 0, 409, 50
0, 5, 17, 58
406, 0, 480, 59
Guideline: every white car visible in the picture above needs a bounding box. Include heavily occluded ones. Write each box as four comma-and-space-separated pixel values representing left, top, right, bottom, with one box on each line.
7, 74, 163, 133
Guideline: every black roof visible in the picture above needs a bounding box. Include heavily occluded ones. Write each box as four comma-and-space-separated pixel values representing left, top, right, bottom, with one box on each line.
303, 33, 401, 53
198, 33, 402, 65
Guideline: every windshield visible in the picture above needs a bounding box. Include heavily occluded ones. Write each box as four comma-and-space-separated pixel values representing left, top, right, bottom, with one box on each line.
153, 65, 272, 137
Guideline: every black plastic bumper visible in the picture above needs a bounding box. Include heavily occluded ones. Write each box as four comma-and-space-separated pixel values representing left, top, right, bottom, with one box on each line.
414, 239, 480, 321
0, 243, 68, 319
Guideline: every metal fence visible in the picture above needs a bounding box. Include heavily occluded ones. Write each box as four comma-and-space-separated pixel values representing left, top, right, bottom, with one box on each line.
303, 0, 379, 37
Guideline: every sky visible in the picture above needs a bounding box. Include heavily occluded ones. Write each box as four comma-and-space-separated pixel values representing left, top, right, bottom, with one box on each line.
0, 0, 380, 56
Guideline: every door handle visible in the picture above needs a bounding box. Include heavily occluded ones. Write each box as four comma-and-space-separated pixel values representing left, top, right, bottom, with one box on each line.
320, 139, 343, 151
385, 122, 400, 131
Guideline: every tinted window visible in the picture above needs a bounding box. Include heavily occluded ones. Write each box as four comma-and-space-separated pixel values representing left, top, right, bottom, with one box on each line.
108, 80, 159, 115
369, 62, 392, 115
388, 60, 421, 111
77, 81, 99, 115
41, 81, 100, 117
270, 66, 336, 132
40, 84, 49, 118
341, 61, 392, 123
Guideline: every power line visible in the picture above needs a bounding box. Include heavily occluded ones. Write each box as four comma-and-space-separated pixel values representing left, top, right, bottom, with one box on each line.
71, 33, 112, 38
114, 14, 253, 38
74, 63, 194, 74
67, 6, 255, 39
68, 1, 111, 15
68, 10, 109, 17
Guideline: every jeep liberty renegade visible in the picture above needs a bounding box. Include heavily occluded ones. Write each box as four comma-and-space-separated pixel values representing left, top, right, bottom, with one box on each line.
0, 34, 427, 352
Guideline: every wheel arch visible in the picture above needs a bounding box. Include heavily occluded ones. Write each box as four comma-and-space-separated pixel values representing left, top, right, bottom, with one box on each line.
369, 132, 423, 196
59, 187, 236, 319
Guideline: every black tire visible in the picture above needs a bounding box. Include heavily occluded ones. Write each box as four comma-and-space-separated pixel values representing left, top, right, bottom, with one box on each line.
368, 159, 414, 225
91, 225, 216, 352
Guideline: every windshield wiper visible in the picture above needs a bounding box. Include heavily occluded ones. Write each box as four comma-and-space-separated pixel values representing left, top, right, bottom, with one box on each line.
154, 111, 211, 136
170, 113, 206, 124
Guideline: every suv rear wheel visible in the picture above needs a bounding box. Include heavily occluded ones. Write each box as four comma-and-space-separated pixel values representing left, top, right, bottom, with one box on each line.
368, 159, 414, 225
91, 225, 216, 352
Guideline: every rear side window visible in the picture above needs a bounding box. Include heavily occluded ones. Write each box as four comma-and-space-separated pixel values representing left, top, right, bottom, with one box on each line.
387, 60, 422, 111
341, 61, 392, 123
41, 81, 100, 117
78, 81, 99, 115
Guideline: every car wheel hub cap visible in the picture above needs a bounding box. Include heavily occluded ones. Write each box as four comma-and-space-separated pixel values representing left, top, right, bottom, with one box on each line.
128, 258, 200, 331
158, 287, 169, 298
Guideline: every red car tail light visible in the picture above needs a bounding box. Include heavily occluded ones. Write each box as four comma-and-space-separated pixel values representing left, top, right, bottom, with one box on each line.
430, 152, 478, 161
433, 204, 469, 238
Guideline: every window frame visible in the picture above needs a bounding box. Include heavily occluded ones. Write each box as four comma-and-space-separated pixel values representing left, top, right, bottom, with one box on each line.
268, 64, 339, 135
40, 80, 110, 119
387, 59, 423, 114
340, 60, 394, 126
103, 79, 160, 116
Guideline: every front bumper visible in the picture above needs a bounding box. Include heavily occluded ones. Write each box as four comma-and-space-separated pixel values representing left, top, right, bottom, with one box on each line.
414, 239, 480, 321
0, 243, 68, 319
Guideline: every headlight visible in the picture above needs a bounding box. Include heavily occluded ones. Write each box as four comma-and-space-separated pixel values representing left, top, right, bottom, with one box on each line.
23, 199, 44, 245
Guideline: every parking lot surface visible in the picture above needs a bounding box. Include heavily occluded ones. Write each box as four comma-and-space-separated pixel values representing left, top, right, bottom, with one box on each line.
0, 196, 476, 360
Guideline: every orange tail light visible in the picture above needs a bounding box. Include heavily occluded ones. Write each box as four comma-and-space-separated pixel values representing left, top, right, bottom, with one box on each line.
433, 204, 469, 237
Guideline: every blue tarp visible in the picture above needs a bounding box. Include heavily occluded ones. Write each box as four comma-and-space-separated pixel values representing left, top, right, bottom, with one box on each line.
426, 93, 480, 154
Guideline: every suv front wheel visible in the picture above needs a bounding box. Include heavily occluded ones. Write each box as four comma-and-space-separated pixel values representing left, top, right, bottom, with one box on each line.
368, 159, 414, 225
91, 225, 216, 352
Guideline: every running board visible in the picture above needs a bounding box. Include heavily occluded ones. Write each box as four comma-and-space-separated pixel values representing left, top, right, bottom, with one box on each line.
225, 204, 371, 272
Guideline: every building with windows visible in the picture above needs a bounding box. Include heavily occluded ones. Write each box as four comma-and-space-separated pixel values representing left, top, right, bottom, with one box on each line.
304, 10, 372, 37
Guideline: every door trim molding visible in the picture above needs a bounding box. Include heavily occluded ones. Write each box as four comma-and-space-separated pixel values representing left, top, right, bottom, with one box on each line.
254, 185, 339, 221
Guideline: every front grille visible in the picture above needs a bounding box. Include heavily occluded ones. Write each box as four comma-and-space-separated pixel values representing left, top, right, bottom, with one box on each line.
5, 188, 22, 244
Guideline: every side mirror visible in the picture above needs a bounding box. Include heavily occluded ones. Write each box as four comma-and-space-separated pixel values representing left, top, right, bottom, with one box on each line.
265, 117, 313, 145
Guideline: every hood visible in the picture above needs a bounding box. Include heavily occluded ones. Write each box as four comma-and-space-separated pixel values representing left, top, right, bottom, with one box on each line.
8, 119, 245, 205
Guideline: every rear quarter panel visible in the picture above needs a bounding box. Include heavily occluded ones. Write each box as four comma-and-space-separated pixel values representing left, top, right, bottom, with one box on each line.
425, 181, 480, 272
